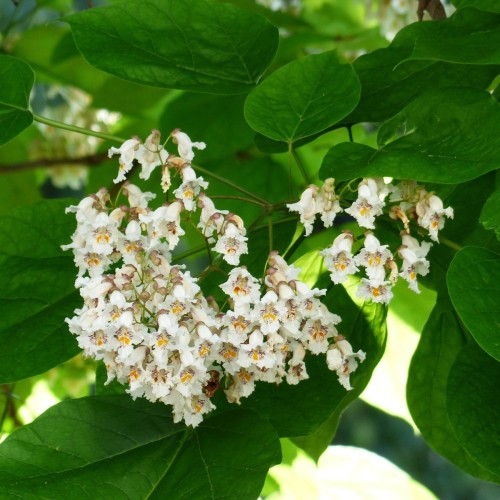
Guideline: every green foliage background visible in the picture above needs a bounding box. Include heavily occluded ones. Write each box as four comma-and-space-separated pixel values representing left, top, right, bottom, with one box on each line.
0, 0, 499, 498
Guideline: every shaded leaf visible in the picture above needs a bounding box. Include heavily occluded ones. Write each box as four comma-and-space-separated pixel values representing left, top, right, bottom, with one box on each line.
447, 246, 500, 361
407, 296, 500, 481
0, 200, 79, 383
321, 88, 500, 184
65, 0, 279, 94
447, 343, 500, 477
0, 396, 281, 499
0, 55, 34, 148
244, 51, 360, 143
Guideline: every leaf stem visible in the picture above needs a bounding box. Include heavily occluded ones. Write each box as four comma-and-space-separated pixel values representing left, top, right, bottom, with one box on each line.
33, 114, 126, 144
208, 195, 266, 207
290, 146, 310, 185
347, 125, 354, 143
440, 237, 463, 252
192, 164, 269, 205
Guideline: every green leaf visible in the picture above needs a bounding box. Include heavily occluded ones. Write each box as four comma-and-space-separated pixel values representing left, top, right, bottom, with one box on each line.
65, 0, 279, 94
453, 0, 500, 13
403, 8, 500, 66
320, 88, 500, 183
244, 51, 360, 143
480, 185, 500, 240
446, 343, 500, 478
0, 396, 281, 499
0, 200, 80, 383
0, 55, 34, 148
344, 11, 500, 124
160, 93, 254, 162
407, 297, 500, 482
447, 246, 500, 362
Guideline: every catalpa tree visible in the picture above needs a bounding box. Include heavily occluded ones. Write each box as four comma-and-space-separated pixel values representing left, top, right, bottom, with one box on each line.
0, 0, 499, 498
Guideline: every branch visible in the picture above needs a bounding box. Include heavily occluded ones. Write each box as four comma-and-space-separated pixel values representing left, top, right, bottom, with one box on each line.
0, 153, 109, 174
417, 0, 447, 21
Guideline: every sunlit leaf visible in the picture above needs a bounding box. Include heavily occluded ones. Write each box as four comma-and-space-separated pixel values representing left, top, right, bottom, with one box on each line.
65, 0, 279, 94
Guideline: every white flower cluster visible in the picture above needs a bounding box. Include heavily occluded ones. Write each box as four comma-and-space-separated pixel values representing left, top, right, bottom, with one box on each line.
288, 178, 453, 303
63, 131, 365, 426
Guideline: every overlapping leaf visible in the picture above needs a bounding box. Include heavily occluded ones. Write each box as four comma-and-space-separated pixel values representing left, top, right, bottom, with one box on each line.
0, 396, 281, 499
321, 88, 500, 183
480, 186, 500, 240
447, 246, 500, 361
65, 0, 279, 94
0, 200, 79, 383
446, 343, 500, 477
244, 51, 360, 143
0, 55, 34, 148
407, 297, 500, 482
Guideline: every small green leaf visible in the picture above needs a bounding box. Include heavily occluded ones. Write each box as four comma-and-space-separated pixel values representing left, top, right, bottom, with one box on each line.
407, 297, 500, 482
0, 396, 281, 499
320, 88, 500, 184
447, 343, 500, 477
0, 200, 79, 383
244, 51, 360, 143
65, 0, 279, 94
447, 246, 500, 362
0, 55, 34, 148
480, 186, 500, 240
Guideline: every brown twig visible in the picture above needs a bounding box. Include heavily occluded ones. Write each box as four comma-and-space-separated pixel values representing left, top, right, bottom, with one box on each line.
0, 152, 109, 174
417, 0, 447, 21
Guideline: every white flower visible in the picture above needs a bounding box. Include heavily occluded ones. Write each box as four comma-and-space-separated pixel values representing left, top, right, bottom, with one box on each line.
354, 232, 393, 280
109, 138, 141, 183
345, 178, 387, 229
321, 232, 358, 284
287, 185, 319, 236
356, 270, 393, 304
214, 223, 248, 266
316, 178, 342, 227
172, 129, 206, 162
220, 267, 261, 304
136, 130, 169, 180
398, 233, 432, 293
416, 194, 454, 241
326, 338, 365, 390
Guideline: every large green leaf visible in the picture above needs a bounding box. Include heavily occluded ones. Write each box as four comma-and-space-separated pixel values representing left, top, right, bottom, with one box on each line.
407, 297, 500, 482
447, 247, 500, 362
0, 396, 281, 499
0, 55, 34, 148
65, 0, 279, 94
446, 344, 500, 478
320, 88, 500, 184
0, 200, 80, 383
480, 185, 500, 240
244, 51, 360, 143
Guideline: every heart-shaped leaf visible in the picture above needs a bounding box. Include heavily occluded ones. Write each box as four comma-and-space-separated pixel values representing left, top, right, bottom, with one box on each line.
244, 51, 360, 144
0, 55, 34, 147
65, 0, 279, 94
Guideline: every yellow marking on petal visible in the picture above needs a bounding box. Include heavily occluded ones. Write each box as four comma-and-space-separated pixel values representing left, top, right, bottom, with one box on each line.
359, 206, 370, 216
410, 272, 417, 280
372, 287, 381, 297
181, 371, 194, 384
